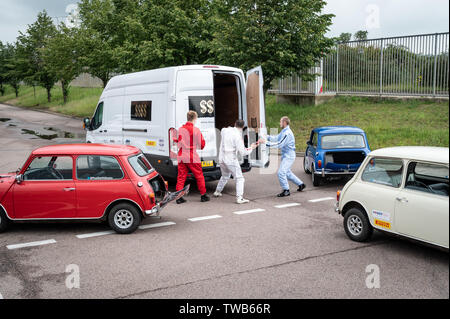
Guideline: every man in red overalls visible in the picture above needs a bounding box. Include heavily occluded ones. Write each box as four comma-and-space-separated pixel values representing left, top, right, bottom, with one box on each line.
175, 111, 210, 204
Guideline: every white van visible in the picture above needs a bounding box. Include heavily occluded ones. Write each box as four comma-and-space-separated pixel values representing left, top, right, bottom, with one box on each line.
83, 65, 270, 181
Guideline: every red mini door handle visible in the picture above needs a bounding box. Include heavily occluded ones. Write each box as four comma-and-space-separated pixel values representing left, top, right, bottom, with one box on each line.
63, 187, 76, 192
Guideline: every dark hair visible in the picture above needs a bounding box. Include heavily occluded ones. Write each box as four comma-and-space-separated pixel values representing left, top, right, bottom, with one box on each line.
235, 119, 245, 128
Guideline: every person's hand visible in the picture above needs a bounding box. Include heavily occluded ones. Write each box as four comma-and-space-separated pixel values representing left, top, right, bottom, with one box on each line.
258, 138, 266, 144
250, 143, 258, 149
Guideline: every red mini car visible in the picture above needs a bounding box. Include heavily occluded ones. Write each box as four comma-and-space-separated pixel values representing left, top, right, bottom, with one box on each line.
0, 144, 188, 234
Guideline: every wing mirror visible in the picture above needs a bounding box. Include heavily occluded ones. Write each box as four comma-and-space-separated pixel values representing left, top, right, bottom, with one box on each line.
83, 118, 91, 130
307, 141, 312, 146
15, 174, 23, 184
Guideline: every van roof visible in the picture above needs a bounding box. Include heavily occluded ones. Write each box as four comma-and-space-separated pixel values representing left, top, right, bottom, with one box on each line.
31, 144, 140, 156
369, 146, 449, 164
105, 65, 243, 91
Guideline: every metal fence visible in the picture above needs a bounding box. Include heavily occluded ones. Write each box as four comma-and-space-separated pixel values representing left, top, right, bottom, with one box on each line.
274, 32, 449, 97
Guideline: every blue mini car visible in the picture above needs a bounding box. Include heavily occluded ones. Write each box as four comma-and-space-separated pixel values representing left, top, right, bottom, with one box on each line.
304, 126, 370, 186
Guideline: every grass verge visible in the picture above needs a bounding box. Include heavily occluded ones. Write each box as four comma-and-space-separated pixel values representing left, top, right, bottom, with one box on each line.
1, 85, 448, 152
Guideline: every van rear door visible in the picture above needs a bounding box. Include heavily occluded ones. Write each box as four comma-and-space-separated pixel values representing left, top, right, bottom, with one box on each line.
246, 66, 269, 168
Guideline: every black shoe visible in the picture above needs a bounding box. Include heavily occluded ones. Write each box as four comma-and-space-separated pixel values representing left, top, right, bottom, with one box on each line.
201, 194, 210, 202
297, 184, 306, 192
277, 190, 290, 197
176, 197, 186, 204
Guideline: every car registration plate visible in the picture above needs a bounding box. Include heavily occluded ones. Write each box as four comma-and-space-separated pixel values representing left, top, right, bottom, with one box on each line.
201, 161, 214, 168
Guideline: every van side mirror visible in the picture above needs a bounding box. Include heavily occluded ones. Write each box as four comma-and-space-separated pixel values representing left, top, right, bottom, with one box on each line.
83, 118, 91, 130
15, 174, 23, 184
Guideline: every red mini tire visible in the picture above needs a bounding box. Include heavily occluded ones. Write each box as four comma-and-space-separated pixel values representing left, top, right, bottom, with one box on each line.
108, 203, 142, 234
0, 208, 10, 233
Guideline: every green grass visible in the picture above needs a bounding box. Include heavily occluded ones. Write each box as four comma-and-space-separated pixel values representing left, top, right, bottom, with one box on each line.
0, 85, 102, 117
1, 85, 448, 152
266, 95, 449, 151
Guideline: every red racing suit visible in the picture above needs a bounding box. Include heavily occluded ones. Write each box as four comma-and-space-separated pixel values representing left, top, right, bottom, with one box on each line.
175, 122, 207, 195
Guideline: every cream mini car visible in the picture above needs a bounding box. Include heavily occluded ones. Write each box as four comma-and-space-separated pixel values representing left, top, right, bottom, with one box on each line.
336, 146, 449, 249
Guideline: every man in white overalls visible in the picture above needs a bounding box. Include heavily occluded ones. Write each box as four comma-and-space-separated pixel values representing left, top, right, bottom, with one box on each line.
214, 120, 258, 204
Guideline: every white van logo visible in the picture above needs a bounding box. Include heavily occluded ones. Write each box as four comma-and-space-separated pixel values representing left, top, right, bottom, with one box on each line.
189, 96, 214, 118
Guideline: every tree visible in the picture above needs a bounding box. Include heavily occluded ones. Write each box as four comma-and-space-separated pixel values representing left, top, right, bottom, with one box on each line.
43, 25, 82, 104
77, 0, 214, 80
209, 0, 334, 94
338, 32, 352, 43
0, 41, 7, 95
16, 11, 58, 102
354, 30, 368, 41
3, 43, 23, 97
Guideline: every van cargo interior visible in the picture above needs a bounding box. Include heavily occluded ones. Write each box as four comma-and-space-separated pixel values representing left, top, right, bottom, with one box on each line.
213, 73, 240, 130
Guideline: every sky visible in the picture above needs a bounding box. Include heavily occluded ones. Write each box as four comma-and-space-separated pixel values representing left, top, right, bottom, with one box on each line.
0, 0, 449, 44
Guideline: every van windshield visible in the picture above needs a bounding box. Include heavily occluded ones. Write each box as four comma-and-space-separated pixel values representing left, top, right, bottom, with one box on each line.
128, 154, 154, 176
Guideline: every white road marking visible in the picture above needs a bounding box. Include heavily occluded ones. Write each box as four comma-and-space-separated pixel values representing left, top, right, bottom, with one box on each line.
188, 215, 222, 222
233, 208, 265, 215
76, 230, 115, 239
308, 197, 335, 203
274, 203, 301, 209
6, 239, 56, 250
139, 221, 176, 230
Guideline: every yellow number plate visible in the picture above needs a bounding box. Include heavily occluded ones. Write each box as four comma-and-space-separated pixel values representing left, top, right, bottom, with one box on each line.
146, 141, 156, 147
201, 161, 214, 168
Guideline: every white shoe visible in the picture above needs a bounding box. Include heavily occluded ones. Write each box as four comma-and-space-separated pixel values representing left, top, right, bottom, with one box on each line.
213, 191, 222, 197
236, 197, 250, 204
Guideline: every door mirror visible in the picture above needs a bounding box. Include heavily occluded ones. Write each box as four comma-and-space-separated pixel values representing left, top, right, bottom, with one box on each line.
15, 174, 23, 184
307, 141, 312, 146
83, 118, 91, 130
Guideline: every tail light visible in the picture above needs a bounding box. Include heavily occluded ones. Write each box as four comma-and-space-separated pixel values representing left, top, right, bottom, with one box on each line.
318, 160, 322, 168
169, 128, 178, 159
149, 193, 155, 204
337, 190, 341, 202
164, 181, 168, 189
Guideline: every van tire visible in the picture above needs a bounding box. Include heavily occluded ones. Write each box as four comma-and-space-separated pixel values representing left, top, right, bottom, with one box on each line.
108, 203, 141, 234
343, 208, 373, 242
0, 208, 10, 233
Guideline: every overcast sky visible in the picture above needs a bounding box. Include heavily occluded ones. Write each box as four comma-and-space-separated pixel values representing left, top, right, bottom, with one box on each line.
0, 0, 448, 44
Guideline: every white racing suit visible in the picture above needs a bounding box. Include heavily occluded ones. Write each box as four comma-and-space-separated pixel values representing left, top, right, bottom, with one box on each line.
215, 127, 253, 198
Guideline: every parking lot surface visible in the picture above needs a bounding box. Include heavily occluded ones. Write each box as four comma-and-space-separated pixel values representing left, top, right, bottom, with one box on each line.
0, 103, 448, 299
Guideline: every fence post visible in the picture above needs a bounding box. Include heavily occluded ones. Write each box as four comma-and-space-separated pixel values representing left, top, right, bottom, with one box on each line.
336, 45, 339, 93
379, 38, 384, 95
433, 33, 438, 96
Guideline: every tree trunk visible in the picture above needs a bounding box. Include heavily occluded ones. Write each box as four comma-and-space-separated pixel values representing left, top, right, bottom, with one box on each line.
47, 87, 51, 102
61, 81, 69, 104
14, 85, 18, 97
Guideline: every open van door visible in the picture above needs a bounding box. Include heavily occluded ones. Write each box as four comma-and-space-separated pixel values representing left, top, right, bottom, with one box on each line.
246, 66, 270, 168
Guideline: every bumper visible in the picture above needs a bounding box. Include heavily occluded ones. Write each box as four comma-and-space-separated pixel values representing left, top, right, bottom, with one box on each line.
144, 185, 190, 217
335, 202, 340, 214
315, 168, 357, 177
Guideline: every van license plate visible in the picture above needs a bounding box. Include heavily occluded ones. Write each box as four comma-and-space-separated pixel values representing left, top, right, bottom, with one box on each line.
201, 161, 214, 168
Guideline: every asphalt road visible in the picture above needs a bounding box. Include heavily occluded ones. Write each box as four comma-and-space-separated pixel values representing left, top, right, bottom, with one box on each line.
0, 103, 448, 299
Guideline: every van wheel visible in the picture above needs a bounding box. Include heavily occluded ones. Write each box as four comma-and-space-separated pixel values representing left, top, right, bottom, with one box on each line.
0, 208, 10, 233
108, 203, 141, 234
311, 165, 322, 187
343, 208, 373, 242
303, 157, 311, 174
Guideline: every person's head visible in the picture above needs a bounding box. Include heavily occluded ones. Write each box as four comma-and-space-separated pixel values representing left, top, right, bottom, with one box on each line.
280, 116, 290, 129
187, 111, 198, 124
235, 119, 245, 131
